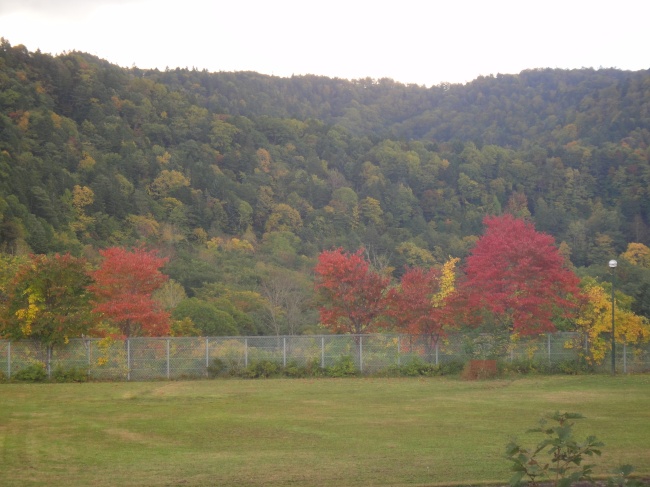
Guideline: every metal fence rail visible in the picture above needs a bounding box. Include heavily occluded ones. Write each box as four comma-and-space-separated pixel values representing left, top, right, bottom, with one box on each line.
1, 333, 648, 381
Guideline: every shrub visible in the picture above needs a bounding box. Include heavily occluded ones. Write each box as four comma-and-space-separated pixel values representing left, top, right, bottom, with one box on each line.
325, 356, 358, 377
302, 358, 326, 378
506, 411, 604, 487
283, 360, 310, 378
375, 358, 465, 377
52, 366, 88, 382
282, 361, 301, 378
500, 358, 544, 375
500, 358, 594, 376
461, 359, 498, 380
607, 464, 645, 487
438, 359, 465, 375
211, 339, 247, 374
13, 362, 48, 382
552, 358, 593, 375
207, 358, 228, 378
52, 366, 88, 383
245, 359, 281, 378
395, 359, 441, 377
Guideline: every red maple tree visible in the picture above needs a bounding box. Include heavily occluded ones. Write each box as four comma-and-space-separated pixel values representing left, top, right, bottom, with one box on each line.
386, 266, 455, 359
89, 247, 171, 337
458, 214, 581, 335
314, 248, 389, 335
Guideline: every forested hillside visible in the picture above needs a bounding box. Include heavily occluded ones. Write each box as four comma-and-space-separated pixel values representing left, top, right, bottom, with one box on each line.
2, 38, 650, 335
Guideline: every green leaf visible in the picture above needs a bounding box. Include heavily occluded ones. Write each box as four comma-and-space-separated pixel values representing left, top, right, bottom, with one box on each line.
509, 471, 526, 487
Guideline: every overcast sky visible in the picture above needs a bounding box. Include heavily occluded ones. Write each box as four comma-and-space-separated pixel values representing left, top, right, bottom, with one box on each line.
1, 0, 648, 87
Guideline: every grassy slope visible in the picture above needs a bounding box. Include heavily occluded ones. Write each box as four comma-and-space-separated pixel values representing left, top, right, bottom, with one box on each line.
0, 375, 648, 487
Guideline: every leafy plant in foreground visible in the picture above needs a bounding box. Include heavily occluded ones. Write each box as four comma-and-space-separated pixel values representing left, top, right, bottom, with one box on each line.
506, 411, 604, 487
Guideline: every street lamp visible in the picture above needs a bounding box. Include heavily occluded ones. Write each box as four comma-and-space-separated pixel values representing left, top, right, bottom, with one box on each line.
609, 259, 617, 374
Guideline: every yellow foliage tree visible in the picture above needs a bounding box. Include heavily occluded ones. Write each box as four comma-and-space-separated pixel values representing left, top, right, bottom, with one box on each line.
226, 238, 255, 253
432, 257, 460, 308
127, 214, 160, 239
70, 185, 95, 233
265, 204, 303, 233
148, 170, 190, 197
78, 152, 96, 171
396, 242, 436, 268
256, 148, 271, 173
621, 242, 650, 268
359, 197, 383, 226
156, 151, 172, 166
575, 277, 650, 364
16, 111, 30, 131
72, 185, 94, 211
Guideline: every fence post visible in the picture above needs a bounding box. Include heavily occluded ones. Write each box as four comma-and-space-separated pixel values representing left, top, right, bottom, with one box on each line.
7, 341, 10, 379
321, 336, 325, 368
166, 339, 170, 379
244, 338, 248, 367
283, 337, 287, 367
86, 339, 91, 380
127, 338, 131, 381
397, 336, 401, 367
205, 337, 210, 371
359, 335, 363, 372
47, 346, 51, 379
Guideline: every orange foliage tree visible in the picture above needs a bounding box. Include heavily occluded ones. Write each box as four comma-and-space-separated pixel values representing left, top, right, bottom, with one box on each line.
314, 248, 389, 335
89, 247, 171, 337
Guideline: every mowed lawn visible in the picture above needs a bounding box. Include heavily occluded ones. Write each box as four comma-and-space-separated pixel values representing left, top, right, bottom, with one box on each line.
1, 375, 649, 487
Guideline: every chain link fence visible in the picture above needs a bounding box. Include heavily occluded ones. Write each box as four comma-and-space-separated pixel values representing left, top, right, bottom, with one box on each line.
1, 333, 648, 381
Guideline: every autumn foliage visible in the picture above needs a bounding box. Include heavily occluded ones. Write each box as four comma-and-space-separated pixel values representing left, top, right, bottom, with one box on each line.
0, 253, 95, 345
314, 248, 389, 334
89, 247, 171, 337
314, 248, 461, 344
388, 257, 459, 332
384, 266, 454, 357
386, 267, 442, 335
576, 277, 650, 363
455, 214, 582, 335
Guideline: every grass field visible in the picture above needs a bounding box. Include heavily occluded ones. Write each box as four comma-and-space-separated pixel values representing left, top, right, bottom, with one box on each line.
1, 375, 649, 487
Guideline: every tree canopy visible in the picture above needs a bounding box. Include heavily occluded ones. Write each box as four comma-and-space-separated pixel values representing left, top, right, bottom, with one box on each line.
457, 214, 582, 335
2, 39, 650, 347
0, 253, 95, 346
88, 247, 170, 337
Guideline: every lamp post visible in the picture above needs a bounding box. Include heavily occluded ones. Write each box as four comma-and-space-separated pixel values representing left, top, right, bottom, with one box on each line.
609, 259, 617, 374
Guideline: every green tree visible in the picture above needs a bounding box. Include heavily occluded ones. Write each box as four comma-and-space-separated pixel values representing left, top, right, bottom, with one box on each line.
0, 253, 95, 348
172, 298, 238, 336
